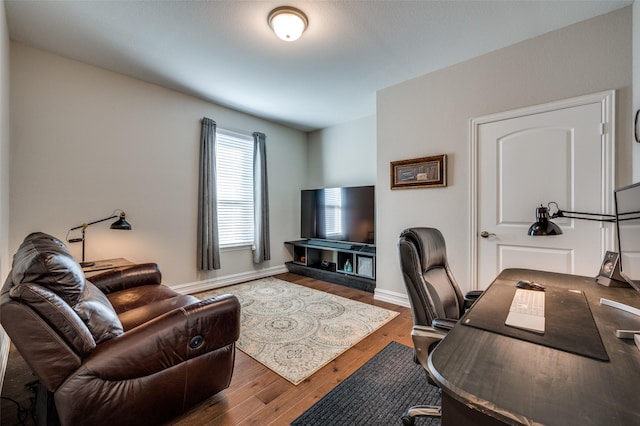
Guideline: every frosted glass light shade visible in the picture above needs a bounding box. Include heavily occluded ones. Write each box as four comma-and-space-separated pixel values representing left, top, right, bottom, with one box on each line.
268, 7, 308, 42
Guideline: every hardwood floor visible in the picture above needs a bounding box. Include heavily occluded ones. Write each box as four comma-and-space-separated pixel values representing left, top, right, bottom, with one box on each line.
1, 273, 415, 426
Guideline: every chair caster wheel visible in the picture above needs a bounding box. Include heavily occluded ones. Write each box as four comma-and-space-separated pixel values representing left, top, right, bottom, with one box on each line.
401, 415, 415, 426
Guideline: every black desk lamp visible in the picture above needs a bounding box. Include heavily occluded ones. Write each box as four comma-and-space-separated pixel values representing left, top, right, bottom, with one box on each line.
67, 210, 132, 267
527, 202, 615, 236
527, 205, 563, 236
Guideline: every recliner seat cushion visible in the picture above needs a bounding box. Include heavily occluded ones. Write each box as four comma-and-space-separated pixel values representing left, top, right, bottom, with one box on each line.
107, 285, 200, 331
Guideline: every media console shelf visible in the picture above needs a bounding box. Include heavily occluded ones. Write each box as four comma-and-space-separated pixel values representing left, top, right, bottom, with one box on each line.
284, 239, 376, 293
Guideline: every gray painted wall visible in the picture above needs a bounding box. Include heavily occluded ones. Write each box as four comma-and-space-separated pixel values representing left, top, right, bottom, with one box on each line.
376, 8, 633, 300
0, 0, 9, 291
4, 7, 638, 300
634, 2, 640, 182
9, 43, 308, 287
0, 0, 11, 390
307, 115, 376, 189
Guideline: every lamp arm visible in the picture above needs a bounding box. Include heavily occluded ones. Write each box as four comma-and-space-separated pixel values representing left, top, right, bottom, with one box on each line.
617, 210, 640, 222
553, 210, 616, 222
68, 214, 118, 231
556, 212, 616, 222
68, 209, 126, 231
548, 202, 616, 222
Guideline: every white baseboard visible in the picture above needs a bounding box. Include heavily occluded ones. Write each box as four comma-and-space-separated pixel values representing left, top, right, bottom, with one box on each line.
170, 264, 289, 294
374, 287, 410, 308
170, 265, 411, 309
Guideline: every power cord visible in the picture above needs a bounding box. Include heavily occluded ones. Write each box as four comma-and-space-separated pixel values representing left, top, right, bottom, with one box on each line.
0, 379, 38, 426
0, 396, 30, 425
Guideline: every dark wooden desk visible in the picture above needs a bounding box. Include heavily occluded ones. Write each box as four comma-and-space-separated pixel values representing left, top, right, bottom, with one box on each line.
82, 258, 135, 277
428, 268, 640, 426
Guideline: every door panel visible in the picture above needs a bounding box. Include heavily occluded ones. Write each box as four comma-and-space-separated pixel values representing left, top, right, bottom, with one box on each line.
498, 128, 571, 226
474, 94, 615, 290
498, 245, 574, 276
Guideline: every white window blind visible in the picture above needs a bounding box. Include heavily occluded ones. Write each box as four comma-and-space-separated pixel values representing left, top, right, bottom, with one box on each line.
323, 187, 343, 237
216, 129, 254, 248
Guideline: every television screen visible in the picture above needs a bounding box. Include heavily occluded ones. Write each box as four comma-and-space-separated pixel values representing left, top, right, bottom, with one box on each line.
301, 186, 375, 245
614, 182, 640, 291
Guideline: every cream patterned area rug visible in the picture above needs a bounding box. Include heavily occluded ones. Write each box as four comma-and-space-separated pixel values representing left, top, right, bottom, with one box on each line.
196, 277, 399, 385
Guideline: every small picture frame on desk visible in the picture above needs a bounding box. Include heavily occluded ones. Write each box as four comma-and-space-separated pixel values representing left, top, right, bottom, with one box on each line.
390, 154, 447, 189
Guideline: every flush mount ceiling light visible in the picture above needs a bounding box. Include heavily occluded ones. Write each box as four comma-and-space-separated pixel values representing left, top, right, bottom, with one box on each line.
268, 6, 308, 42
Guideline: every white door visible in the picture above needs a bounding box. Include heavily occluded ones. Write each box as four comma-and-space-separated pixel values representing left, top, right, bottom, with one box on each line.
471, 92, 615, 290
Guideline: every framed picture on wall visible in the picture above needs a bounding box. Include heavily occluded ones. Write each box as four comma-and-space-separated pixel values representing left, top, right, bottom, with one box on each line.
390, 154, 447, 189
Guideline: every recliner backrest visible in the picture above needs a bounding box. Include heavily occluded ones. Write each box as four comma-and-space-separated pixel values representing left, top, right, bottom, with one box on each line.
1, 232, 125, 391
399, 228, 464, 326
1, 279, 85, 391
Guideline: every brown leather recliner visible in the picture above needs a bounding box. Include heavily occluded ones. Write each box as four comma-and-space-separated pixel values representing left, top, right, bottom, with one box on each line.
1, 232, 241, 426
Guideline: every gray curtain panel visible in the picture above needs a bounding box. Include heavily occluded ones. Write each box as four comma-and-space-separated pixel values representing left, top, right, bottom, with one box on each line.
197, 117, 221, 270
253, 132, 271, 263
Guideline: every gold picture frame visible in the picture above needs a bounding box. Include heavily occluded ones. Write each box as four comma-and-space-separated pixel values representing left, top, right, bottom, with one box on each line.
390, 154, 447, 189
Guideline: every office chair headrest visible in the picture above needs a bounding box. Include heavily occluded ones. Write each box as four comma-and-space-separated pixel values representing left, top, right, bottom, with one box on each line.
399, 228, 447, 272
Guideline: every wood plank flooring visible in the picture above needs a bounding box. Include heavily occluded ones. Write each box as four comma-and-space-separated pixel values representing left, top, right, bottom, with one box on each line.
1, 273, 415, 426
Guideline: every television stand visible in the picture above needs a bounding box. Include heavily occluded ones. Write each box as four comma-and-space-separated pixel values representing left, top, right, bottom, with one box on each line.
284, 239, 376, 293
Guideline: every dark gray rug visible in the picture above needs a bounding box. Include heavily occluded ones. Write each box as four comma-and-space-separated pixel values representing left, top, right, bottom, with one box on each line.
291, 341, 441, 425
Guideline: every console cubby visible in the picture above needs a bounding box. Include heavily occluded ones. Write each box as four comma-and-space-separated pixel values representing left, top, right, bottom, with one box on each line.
356, 254, 375, 279
337, 252, 354, 274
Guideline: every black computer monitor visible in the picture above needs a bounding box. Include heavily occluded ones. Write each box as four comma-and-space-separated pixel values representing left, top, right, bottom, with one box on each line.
614, 182, 640, 291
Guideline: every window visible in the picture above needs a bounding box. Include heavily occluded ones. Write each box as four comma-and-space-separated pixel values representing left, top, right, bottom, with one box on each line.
216, 129, 254, 248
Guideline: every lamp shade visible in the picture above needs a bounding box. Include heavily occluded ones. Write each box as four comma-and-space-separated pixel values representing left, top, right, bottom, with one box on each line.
110, 212, 132, 230
528, 206, 562, 236
268, 6, 308, 42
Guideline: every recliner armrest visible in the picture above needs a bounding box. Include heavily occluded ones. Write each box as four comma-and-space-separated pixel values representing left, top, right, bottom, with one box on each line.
88, 263, 162, 294
82, 294, 240, 379
431, 318, 457, 332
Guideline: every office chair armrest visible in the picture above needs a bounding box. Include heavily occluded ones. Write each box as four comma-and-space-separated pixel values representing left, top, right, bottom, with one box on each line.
431, 318, 457, 331
411, 325, 447, 369
464, 290, 483, 309
466, 290, 483, 299
412, 324, 448, 339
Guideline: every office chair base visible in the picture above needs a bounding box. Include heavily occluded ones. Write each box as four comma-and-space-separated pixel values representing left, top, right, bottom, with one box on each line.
401, 405, 441, 425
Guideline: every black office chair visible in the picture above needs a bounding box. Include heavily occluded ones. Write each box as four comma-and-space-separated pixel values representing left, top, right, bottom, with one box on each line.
398, 227, 482, 425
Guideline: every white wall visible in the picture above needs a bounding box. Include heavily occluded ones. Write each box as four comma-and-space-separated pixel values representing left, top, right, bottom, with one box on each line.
306, 115, 376, 189
0, 0, 10, 393
634, 1, 640, 182
0, 1, 9, 287
10, 43, 308, 288
376, 8, 633, 301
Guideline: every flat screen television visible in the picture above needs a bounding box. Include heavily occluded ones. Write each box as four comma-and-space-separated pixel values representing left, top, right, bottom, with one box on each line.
614, 182, 640, 291
301, 185, 375, 245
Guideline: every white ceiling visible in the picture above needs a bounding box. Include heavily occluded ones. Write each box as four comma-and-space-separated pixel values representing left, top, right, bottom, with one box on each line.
4, 0, 633, 132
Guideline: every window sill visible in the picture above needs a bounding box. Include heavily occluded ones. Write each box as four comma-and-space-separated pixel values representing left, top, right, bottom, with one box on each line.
221, 244, 253, 253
